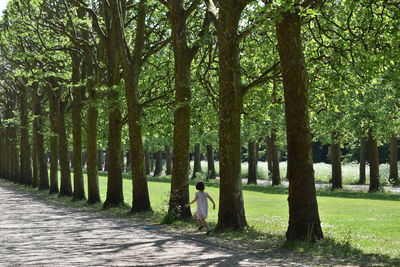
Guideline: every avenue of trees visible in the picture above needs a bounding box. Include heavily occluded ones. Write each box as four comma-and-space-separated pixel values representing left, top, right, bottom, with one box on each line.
0, 0, 398, 242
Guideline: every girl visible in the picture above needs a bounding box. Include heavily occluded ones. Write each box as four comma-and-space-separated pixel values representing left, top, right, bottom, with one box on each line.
186, 182, 216, 234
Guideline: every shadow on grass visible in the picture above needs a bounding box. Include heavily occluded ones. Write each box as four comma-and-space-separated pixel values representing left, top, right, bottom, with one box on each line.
284, 237, 400, 266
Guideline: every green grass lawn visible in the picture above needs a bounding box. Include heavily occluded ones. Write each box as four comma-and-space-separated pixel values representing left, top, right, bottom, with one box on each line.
92, 172, 400, 261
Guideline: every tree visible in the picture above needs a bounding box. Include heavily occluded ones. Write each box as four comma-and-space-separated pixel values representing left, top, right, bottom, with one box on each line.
275, 0, 324, 241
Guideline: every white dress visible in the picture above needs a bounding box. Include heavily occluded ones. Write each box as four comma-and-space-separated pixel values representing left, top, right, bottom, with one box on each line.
194, 191, 208, 219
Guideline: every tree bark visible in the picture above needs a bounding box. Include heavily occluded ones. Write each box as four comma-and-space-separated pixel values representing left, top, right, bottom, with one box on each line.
368, 130, 380, 192
153, 150, 163, 177
102, 0, 124, 208
247, 141, 258, 185
47, 91, 59, 194
359, 135, 366, 185
145, 148, 151, 175
389, 133, 399, 185
165, 145, 172, 176
98, 149, 103, 172
18, 84, 33, 186
71, 51, 86, 201
276, 10, 323, 241
166, 1, 198, 219
330, 143, 342, 190
57, 97, 73, 197
271, 132, 281, 185
265, 136, 273, 179
206, 144, 216, 179
191, 143, 202, 179
214, 3, 248, 231
32, 91, 49, 190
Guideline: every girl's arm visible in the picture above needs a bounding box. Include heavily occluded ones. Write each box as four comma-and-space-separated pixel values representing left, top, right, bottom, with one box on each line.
207, 194, 216, 210
185, 194, 198, 207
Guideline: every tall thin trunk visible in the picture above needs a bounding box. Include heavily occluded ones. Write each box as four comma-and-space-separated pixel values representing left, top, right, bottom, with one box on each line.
99, 0, 125, 208
71, 51, 85, 201
165, 145, 172, 176
86, 63, 101, 204
206, 144, 216, 179
389, 133, 399, 185
330, 142, 342, 190
247, 141, 258, 185
57, 99, 72, 197
265, 136, 273, 178
98, 149, 103, 172
104, 148, 109, 172
359, 135, 366, 185
47, 91, 59, 194
191, 143, 202, 179
18, 84, 33, 186
276, 10, 323, 241
153, 150, 163, 177
145, 149, 151, 175
32, 91, 49, 190
271, 132, 281, 185
368, 130, 380, 192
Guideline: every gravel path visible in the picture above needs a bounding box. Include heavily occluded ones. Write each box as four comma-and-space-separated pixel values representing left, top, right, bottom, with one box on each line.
0, 182, 310, 267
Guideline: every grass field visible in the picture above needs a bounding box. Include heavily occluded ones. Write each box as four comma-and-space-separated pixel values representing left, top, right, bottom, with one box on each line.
94, 167, 400, 261
5, 160, 400, 265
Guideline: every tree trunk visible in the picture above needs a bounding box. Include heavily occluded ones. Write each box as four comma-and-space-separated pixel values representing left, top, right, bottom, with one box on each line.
18, 84, 33, 186
71, 51, 85, 201
165, 145, 172, 176
276, 10, 323, 241
271, 132, 281, 185
247, 141, 258, 185
166, 2, 199, 219
145, 149, 151, 175
368, 130, 380, 192
389, 133, 399, 185
98, 149, 103, 172
47, 91, 59, 194
359, 135, 366, 185
102, 0, 124, 208
57, 99, 73, 197
126, 150, 131, 172
265, 136, 273, 179
215, 3, 248, 231
191, 143, 202, 179
330, 143, 342, 190
153, 150, 163, 177
32, 91, 49, 190
86, 67, 101, 204
206, 144, 216, 179
104, 148, 109, 172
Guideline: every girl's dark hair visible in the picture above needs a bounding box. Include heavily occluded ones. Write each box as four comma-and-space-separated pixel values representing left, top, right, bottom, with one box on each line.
195, 182, 205, 191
